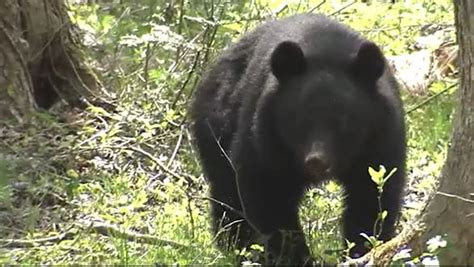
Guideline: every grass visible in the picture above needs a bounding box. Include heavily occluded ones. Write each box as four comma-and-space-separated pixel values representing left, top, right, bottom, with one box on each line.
0, 0, 455, 265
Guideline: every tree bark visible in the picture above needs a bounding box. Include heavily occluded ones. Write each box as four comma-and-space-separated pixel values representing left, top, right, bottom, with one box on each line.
0, 0, 34, 119
415, 0, 474, 264
0, 0, 101, 120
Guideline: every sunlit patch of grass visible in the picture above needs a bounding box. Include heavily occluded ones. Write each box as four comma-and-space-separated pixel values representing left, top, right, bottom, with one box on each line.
403, 81, 456, 218
302, 181, 344, 264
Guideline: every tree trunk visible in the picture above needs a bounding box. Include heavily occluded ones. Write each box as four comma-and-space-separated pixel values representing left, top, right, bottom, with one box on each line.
416, 0, 474, 264
0, 0, 101, 120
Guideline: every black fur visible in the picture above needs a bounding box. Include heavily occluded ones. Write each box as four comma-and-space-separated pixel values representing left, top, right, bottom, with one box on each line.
190, 14, 406, 265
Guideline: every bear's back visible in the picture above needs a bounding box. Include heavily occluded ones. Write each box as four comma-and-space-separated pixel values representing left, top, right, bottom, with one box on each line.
252, 14, 365, 65
191, 14, 401, 152
192, 14, 365, 122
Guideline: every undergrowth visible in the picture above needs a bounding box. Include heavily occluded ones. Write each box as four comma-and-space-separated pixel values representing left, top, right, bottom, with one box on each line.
0, 0, 454, 265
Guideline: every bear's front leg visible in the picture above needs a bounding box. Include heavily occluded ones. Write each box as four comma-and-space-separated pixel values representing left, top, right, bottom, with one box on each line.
235, 161, 311, 265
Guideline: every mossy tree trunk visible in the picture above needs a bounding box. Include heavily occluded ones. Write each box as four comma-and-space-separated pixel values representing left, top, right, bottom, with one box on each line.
0, 0, 101, 120
416, 0, 474, 264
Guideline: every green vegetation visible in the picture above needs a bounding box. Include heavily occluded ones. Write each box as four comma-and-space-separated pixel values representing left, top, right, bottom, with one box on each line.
0, 0, 455, 265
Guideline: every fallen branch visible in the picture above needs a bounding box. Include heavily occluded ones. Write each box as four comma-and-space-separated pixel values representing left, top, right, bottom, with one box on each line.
128, 145, 183, 180
0, 232, 75, 248
78, 221, 189, 249
105, 144, 199, 184
0, 222, 188, 250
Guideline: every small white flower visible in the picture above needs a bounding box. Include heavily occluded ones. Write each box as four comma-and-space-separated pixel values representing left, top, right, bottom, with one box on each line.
422, 256, 440, 266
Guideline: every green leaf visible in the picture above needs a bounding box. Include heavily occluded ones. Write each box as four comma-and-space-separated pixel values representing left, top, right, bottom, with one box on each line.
66, 169, 79, 179
368, 165, 386, 186
380, 210, 388, 220
249, 243, 264, 253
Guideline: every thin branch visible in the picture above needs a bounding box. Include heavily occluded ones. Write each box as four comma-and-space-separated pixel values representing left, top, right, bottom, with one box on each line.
125, 145, 199, 184
128, 145, 181, 179
204, 121, 261, 235
56, 26, 98, 97
308, 0, 327, 13
177, 0, 186, 35
329, 1, 357, 16
171, 50, 201, 109
185, 191, 196, 240
30, 19, 68, 62
197, 196, 244, 218
166, 125, 185, 168
0, 217, 188, 250
0, 232, 75, 248
436, 191, 474, 204
78, 221, 188, 248
273, 3, 288, 16
143, 41, 152, 90
406, 83, 457, 114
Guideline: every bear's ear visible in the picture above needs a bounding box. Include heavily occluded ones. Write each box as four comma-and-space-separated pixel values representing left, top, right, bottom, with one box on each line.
271, 41, 306, 81
352, 41, 385, 84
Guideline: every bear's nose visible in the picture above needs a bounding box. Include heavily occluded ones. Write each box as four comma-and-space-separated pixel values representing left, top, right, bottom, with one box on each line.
304, 153, 330, 176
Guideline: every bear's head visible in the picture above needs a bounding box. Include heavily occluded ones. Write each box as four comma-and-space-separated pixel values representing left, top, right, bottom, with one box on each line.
269, 40, 386, 179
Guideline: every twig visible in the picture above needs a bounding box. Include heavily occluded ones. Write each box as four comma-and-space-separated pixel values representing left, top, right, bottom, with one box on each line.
203, 121, 260, 234
359, 23, 437, 33
185, 191, 196, 240
143, 41, 152, 90
196, 197, 250, 249
99, 144, 199, 185
406, 83, 457, 114
143, 2, 158, 90
171, 50, 201, 109
166, 125, 184, 168
437, 191, 474, 204
55, 24, 98, 98
176, 0, 185, 40
0, 232, 75, 248
0, 214, 183, 250
190, 218, 244, 264
78, 221, 188, 248
196, 196, 244, 218
202, 4, 223, 67
183, 15, 217, 26
209, 218, 245, 244
30, 18, 69, 62
166, 30, 202, 80
329, 1, 357, 16
273, 3, 288, 16
308, 0, 327, 13
179, 13, 223, 126
341, 223, 422, 266
127, 145, 184, 181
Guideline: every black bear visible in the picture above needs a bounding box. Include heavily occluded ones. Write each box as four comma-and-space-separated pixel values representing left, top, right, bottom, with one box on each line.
190, 13, 406, 265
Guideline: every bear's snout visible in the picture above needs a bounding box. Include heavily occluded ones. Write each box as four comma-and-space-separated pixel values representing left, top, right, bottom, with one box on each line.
304, 151, 331, 177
